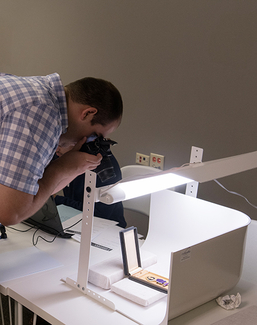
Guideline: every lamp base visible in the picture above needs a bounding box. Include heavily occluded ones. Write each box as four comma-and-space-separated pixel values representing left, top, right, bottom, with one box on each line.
64, 276, 116, 310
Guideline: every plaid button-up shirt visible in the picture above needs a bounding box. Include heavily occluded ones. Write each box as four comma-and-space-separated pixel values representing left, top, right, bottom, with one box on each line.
0, 73, 68, 195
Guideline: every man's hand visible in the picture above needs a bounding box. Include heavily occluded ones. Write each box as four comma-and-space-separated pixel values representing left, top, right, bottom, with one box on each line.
56, 136, 102, 173
44, 137, 103, 196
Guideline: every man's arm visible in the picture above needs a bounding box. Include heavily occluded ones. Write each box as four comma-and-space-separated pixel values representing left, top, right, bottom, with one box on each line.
0, 149, 102, 226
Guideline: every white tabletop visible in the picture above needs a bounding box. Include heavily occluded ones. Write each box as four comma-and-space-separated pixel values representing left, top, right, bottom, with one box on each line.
1, 217, 137, 325
1, 210, 257, 325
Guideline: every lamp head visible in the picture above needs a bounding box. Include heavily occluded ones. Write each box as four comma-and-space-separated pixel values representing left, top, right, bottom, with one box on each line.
97, 172, 192, 204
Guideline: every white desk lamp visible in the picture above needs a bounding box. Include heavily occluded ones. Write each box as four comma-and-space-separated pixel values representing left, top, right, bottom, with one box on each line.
65, 149, 257, 309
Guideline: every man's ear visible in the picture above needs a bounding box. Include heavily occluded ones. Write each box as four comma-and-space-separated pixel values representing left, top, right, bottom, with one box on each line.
81, 107, 97, 121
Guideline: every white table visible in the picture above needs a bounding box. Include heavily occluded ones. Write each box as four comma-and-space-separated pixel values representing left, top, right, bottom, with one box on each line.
1, 211, 257, 325
1, 211, 137, 325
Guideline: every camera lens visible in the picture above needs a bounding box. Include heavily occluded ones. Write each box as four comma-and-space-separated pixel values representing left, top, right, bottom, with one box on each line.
80, 135, 117, 182
94, 156, 116, 182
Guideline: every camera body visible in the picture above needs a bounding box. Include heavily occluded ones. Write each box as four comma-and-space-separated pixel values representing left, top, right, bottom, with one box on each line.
80, 136, 117, 182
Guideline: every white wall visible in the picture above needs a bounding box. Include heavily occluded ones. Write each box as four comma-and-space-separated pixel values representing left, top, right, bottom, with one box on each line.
1, 0, 257, 219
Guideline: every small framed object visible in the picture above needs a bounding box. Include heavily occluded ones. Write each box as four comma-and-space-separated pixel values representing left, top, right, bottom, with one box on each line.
119, 226, 169, 293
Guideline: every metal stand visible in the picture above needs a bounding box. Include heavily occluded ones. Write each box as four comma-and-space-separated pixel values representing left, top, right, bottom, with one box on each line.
65, 170, 115, 310
185, 146, 203, 197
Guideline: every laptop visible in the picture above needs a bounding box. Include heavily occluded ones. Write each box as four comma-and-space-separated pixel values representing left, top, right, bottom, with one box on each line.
23, 196, 73, 238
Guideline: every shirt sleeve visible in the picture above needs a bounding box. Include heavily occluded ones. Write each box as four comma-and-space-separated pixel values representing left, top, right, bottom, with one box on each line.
0, 104, 61, 195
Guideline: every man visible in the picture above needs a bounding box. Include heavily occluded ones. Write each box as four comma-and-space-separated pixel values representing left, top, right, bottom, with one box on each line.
0, 73, 122, 226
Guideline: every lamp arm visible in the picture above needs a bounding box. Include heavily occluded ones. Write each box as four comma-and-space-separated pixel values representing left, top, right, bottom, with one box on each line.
172, 150, 257, 183
97, 150, 257, 205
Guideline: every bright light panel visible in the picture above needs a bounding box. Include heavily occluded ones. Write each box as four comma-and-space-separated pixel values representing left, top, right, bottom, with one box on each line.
98, 173, 192, 204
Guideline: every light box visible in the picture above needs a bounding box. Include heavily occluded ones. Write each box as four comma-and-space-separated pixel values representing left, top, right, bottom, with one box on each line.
98, 189, 250, 324
65, 149, 256, 324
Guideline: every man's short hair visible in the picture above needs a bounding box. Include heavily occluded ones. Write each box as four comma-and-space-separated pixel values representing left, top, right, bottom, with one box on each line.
66, 77, 123, 126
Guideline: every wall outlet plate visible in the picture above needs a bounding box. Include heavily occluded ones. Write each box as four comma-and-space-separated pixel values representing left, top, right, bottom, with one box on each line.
150, 153, 164, 170
136, 153, 150, 166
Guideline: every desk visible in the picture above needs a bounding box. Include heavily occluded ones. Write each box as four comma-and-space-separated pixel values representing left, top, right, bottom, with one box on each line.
1, 212, 257, 325
0, 212, 137, 325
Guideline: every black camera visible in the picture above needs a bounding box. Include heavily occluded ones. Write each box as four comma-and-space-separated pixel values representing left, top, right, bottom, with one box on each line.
80, 136, 117, 182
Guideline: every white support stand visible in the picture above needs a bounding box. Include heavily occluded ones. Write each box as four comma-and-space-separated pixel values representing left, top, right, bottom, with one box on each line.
185, 146, 203, 197
76, 170, 96, 290
65, 170, 115, 310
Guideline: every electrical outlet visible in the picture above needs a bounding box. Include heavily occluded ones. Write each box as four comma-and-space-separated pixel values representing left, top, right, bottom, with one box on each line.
150, 153, 164, 170
136, 153, 150, 166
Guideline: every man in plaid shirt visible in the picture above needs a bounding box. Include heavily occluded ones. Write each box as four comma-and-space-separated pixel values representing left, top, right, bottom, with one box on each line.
0, 73, 122, 225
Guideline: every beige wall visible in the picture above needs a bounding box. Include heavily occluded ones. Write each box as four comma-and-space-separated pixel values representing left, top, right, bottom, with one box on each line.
1, 0, 257, 219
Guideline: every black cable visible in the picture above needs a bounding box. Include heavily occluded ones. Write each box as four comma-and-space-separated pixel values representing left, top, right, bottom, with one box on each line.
7, 225, 35, 232
63, 218, 82, 232
32, 228, 59, 246
214, 179, 257, 210
32, 218, 82, 246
